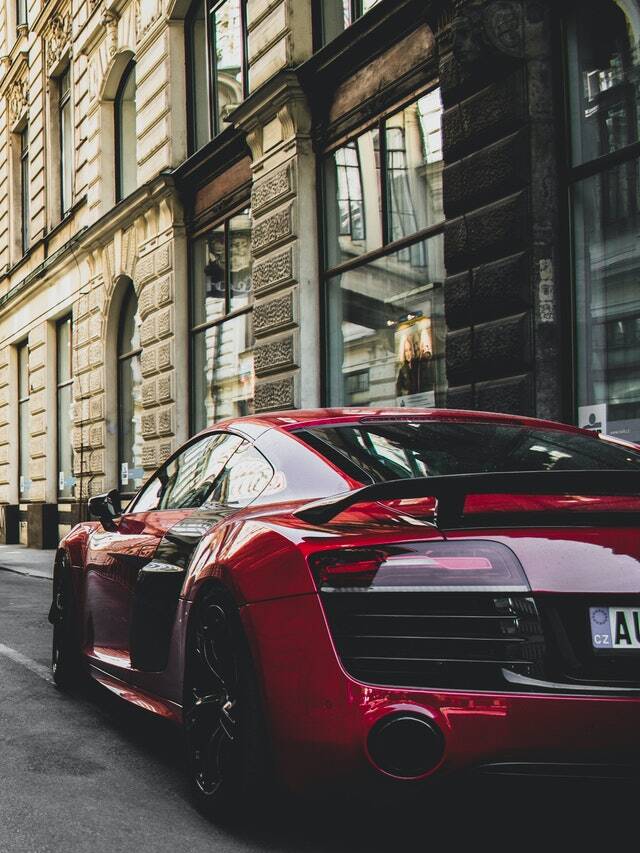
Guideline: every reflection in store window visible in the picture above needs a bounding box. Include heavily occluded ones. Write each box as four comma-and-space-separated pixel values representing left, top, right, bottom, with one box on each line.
190, 208, 253, 432
568, 1, 640, 442
324, 89, 445, 409
320, 0, 382, 45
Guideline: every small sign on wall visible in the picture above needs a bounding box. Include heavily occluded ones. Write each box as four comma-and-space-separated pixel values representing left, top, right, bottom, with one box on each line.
578, 403, 607, 434
120, 462, 129, 486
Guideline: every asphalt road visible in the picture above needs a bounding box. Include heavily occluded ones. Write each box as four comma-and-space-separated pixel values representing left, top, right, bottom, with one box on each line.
0, 568, 637, 853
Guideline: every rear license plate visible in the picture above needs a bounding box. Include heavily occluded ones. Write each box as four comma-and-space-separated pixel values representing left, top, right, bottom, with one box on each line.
589, 607, 640, 650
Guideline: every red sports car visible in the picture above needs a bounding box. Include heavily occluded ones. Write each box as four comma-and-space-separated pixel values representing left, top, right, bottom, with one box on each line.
50, 408, 640, 816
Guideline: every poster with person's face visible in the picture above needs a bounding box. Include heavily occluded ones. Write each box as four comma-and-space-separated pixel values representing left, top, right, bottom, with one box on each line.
395, 315, 436, 407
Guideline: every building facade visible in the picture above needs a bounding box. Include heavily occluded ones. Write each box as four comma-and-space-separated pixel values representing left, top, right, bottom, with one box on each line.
0, 0, 636, 545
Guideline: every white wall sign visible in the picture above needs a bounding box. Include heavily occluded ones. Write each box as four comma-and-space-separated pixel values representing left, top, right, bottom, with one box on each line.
578, 403, 607, 434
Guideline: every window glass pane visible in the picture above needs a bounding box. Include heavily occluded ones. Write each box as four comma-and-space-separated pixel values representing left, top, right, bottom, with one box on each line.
325, 127, 382, 267
228, 208, 252, 311
16, 0, 26, 26
188, 0, 209, 151
320, 0, 381, 44
60, 70, 73, 214
326, 234, 446, 407
18, 342, 29, 399
21, 125, 29, 254
117, 65, 136, 200
119, 351, 144, 492
19, 399, 29, 498
205, 442, 273, 507
212, 0, 243, 134
57, 317, 71, 383
192, 314, 254, 431
568, 1, 640, 165
573, 159, 640, 442
298, 422, 640, 484
119, 288, 141, 355
386, 89, 444, 242
57, 383, 74, 498
155, 432, 243, 509
191, 228, 226, 327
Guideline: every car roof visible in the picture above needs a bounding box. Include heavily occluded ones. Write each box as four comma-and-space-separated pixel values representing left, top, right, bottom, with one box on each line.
209, 407, 599, 440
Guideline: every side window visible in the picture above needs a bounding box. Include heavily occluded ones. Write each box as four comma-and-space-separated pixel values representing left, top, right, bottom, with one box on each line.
206, 441, 273, 508
130, 433, 243, 512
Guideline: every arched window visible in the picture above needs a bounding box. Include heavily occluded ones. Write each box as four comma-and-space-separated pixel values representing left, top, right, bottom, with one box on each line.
115, 61, 136, 202
567, 0, 640, 441
186, 0, 209, 152
117, 283, 143, 494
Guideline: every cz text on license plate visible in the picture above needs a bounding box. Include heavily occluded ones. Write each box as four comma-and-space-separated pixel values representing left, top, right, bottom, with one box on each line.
589, 607, 640, 650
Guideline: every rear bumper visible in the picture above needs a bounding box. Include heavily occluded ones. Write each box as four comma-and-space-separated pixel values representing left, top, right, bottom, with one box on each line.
241, 594, 640, 791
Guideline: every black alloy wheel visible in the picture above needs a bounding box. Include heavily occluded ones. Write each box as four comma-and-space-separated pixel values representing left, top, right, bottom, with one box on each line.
184, 587, 270, 820
50, 555, 84, 689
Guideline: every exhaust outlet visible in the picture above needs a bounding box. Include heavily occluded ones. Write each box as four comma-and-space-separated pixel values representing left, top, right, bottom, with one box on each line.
367, 713, 445, 779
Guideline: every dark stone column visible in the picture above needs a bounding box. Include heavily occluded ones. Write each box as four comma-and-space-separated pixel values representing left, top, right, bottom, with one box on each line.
0, 505, 19, 544
27, 503, 59, 549
436, 0, 563, 419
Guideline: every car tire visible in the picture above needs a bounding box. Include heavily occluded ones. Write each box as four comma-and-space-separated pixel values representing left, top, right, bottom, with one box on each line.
183, 586, 271, 822
50, 555, 84, 689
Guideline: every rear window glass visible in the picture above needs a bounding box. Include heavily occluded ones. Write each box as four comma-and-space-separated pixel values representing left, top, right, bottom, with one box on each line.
295, 421, 640, 484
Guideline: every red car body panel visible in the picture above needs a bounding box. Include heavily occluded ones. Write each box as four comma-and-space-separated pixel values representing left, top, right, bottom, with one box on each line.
55, 408, 640, 787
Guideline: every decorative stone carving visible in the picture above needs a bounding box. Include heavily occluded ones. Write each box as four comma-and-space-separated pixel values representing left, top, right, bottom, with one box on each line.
252, 247, 294, 295
102, 10, 119, 58
7, 77, 28, 126
254, 376, 295, 412
254, 336, 295, 376
253, 291, 294, 337
46, 12, 72, 74
251, 207, 293, 256
251, 163, 293, 216
452, 0, 525, 64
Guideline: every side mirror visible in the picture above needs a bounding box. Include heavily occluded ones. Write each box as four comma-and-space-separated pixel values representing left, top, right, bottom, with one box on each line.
88, 489, 122, 529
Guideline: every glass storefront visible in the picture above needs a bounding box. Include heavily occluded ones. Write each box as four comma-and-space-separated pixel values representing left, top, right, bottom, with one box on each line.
190, 208, 253, 432
323, 89, 445, 408
568, 0, 640, 441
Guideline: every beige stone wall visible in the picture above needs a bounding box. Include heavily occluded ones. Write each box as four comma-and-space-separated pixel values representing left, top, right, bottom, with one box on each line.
0, 0, 324, 540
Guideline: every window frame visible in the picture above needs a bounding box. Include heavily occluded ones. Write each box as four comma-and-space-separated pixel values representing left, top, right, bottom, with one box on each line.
319, 85, 445, 405
188, 203, 253, 434
563, 2, 640, 430
114, 60, 136, 203
16, 0, 27, 28
206, 0, 248, 138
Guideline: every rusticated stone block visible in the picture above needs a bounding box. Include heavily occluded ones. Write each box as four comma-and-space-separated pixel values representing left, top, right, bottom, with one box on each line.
157, 274, 172, 306
155, 244, 171, 274
142, 379, 157, 407
253, 290, 294, 337
251, 205, 294, 257
158, 408, 173, 436
254, 375, 295, 412
444, 271, 471, 330
252, 247, 294, 296
141, 348, 157, 377
254, 336, 295, 376
473, 251, 530, 323
89, 395, 104, 421
89, 369, 103, 394
446, 383, 474, 411
473, 312, 531, 380
142, 412, 157, 437
445, 328, 472, 386
158, 441, 172, 462
135, 254, 154, 284
443, 70, 526, 160
139, 283, 156, 319
157, 373, 173, 403
140, 316, 156, 346
157, 341, 172, 370
444, 129, 529, 218
89, 424, 104, 448
142, 445, 157, 469
156, 308, 172, 339
251, 162, 294, 216
475, 373, 533, 416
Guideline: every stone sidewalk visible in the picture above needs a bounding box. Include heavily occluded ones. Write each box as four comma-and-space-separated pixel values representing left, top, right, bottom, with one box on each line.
0, 545, 55, 579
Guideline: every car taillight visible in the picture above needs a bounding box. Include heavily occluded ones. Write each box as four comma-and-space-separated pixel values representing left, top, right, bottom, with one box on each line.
309, 541, 529, 592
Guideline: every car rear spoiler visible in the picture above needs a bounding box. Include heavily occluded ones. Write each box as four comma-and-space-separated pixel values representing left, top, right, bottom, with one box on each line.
294, 470, 640, 528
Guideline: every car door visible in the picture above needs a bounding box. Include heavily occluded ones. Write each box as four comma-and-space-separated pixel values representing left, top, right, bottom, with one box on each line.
83, 432, 244, 665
